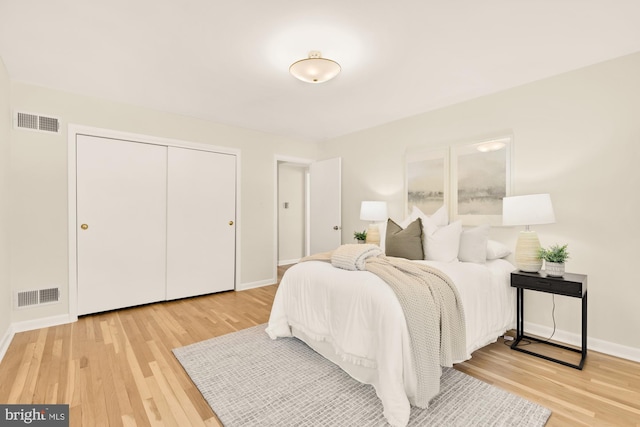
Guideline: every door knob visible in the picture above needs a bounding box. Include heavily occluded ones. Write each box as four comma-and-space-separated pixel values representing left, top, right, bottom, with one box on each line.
333, 225, 340, 230
81, 224, 88, 230
229, 220, 234, 226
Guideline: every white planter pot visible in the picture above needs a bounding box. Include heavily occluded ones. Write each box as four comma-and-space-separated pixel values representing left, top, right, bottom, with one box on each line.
545, 262, 565, 277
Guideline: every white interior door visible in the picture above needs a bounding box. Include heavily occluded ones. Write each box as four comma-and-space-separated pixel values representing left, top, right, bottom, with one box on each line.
309, 157, 342, 254
76, 135, 167, 315
166, 147, 236, 299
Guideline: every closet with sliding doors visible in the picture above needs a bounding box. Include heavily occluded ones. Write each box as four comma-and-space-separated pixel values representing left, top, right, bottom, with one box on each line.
75, 134, 236, 315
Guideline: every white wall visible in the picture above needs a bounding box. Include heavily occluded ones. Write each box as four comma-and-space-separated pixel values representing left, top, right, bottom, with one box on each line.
278, 163, 306, 264
9, 82, 317, 323
319, 52, 640, 356
0, 57, 12, 353
4, 51, 640, 359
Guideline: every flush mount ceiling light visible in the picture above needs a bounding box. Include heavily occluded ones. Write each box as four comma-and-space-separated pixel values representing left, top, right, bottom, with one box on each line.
289, 51, 341, 83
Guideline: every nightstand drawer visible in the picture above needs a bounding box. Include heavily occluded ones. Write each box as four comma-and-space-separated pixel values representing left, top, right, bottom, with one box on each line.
511, 271, 587, 298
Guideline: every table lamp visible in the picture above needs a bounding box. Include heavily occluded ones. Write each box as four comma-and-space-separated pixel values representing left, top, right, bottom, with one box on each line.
502, 194, 555, 272
360, 201, 388, 246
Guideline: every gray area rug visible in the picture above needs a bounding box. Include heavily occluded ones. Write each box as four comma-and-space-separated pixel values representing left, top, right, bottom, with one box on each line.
173, 325, 551, 426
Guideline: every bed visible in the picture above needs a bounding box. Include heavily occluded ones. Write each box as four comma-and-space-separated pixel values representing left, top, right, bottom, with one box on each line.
266, 209, 516, 427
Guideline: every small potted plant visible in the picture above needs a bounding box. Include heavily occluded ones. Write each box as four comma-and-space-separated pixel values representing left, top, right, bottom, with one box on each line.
353, 230, 367, 244
538, 244, 570, 277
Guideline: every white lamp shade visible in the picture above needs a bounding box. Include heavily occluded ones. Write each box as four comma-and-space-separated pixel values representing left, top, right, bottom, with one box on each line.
360, 201, 388, 222
502, 194, 555, 226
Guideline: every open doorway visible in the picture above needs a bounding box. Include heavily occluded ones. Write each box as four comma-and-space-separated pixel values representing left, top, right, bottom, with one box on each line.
274, 156, 342, 283
276, 159, 311, 268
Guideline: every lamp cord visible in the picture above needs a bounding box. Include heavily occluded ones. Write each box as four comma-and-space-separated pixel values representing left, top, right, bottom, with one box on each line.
504, 294, 557, 346
537, 295, 557, 343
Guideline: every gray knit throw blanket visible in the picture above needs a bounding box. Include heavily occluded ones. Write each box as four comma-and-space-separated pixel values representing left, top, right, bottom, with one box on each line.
301, 244, 467, 407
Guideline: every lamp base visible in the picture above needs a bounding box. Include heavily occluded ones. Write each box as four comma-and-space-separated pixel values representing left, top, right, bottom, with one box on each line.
365, 224, 381, 246
515, 230, 542, 272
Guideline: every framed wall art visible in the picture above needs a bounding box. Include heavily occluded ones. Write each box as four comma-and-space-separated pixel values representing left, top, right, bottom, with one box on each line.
450, 136, 513, 225
405, 148, 449, 216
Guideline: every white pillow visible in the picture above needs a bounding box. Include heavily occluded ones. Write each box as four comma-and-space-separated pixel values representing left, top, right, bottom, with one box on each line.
424, 220, 462, 262
458, 224, 490, 263
398, 206, 419, 228
428, 205, 449, 227
400, 205, 448, 228
486, 240, 512, 260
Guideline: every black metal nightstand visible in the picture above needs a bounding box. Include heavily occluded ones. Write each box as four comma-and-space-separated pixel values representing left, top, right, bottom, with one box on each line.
510, 270, 588, 370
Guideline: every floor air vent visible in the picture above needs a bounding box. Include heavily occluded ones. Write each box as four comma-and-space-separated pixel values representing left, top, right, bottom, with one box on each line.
15, 287, 61, 309
14, 111, 60, 133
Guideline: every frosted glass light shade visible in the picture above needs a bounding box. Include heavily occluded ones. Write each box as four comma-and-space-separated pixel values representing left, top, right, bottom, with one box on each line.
289, 51, 341, 83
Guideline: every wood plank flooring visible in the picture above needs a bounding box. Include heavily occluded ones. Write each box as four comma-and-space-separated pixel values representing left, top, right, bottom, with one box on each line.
1, 265, 639, 426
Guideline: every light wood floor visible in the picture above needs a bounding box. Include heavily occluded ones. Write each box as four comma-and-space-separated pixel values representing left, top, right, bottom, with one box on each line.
1, 265, 639, 426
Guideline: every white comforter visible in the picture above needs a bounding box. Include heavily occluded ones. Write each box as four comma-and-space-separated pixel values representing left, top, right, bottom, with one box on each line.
266, 258, 515, 427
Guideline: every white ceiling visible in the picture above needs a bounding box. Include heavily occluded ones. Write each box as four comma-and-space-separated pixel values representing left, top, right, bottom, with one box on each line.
1, 0, 639, 142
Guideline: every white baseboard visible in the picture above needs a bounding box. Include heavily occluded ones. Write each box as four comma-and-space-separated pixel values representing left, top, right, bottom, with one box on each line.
278, 258, 300, 266
237, 278, 276, 291
0, 314, 73, 364
12, 314, 74, 334
525, 322, 640, 363
0, 323, 15, 364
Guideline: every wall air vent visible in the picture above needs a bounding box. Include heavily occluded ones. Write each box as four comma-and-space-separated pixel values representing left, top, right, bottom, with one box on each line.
14, 111, 60, 133
15, 287, 61, 309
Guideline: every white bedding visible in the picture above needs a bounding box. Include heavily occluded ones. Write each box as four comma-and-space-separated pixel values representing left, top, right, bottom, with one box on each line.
266, 258, 516, 427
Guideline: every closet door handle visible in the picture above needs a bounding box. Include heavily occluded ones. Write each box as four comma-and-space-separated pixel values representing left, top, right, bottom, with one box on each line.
229, 221, 234, 226
81, 224, 89, 230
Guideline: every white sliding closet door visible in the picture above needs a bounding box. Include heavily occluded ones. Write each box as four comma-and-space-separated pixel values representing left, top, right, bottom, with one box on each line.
76, 135, 167, 315
166, 147, 236, 299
